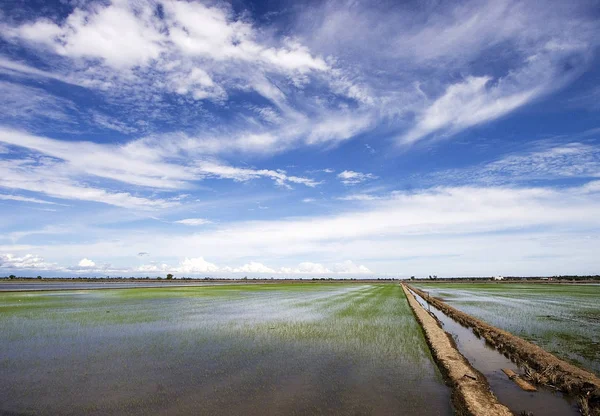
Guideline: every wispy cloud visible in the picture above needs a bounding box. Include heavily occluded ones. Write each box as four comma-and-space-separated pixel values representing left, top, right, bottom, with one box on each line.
174, 218, 212, 226
9, 181, 599, 276
0, 128, 321, 208
399, 76, 541, 144
427, 142, 600, 186
0, 193, 61, 205
197, 162, 321, 188
0, 0, 599, 277
336, 193, 382, 201
337, 170, 377, 185
0, 157, 178, 210
297, 0, 598, 145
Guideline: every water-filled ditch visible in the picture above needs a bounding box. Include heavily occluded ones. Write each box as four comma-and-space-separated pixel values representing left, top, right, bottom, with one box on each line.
409, 289, 579, 415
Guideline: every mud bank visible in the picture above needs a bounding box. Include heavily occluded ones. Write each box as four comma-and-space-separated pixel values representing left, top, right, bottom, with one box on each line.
401, 285, 512, 416
409, 285, 600, 414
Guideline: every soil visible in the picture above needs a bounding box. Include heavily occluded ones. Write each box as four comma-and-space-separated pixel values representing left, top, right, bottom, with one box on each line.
401, 285, 513, 416
408, 284, 600, 414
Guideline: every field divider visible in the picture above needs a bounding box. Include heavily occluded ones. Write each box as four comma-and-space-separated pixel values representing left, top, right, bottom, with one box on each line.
501, 368, 537, 392
401, 284, 512, 416
407, 284, 600, 414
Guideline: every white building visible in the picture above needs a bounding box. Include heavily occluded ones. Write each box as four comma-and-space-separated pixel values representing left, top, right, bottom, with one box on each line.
492, 276, 504, 281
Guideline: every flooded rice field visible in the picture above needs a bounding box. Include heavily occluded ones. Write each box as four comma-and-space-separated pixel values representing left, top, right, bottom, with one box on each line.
409, 289, 579, 415
0, 284, 452, 415
414, 283, 600, 376
0, 281, 237, 291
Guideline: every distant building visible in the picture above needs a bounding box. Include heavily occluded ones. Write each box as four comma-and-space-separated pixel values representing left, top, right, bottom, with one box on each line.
492, 276, 504, 281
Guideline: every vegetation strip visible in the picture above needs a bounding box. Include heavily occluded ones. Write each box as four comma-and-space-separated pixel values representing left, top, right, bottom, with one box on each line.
401, 284, 512, 416
408, 284, 600, 414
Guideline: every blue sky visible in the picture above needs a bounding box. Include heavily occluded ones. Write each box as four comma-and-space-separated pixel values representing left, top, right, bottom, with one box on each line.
1, 0, 599, 277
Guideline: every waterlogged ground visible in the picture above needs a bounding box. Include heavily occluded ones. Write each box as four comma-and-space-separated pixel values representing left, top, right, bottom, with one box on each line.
414, 283, 600, 375
0, 283, 452, 415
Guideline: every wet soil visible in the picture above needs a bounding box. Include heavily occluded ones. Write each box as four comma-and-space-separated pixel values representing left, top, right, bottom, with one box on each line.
409, 284, 600, 414
402, 285, 512, 416
409, 288, 579, 415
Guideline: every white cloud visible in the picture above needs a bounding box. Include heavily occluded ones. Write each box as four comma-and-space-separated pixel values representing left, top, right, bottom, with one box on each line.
0, 0, 599, 279
0, 193, 59, 205
0, 81, 77, 126
10, 1, 164, 69
133, 259, 370, 276
337, 170, 378, 185
164, 1, 327, 73
175, 257, 219, 274
0, 157, 178, 210
306, 113, 373, 145
0, 129, 320, 208
232, 261, 276, 274
0, 128, 194, 189
78, 258, 96, 268
197, 161, 320, 188
332, 260, 372, 274
3, 0, 329, 104
400, 76, 540, 144
0, 253, 57, 270
297, 0, 597, 146
0, 0, 596, 156
0, 57, 76, 85
136, 263, 169, 273
430, 142, 600, 185
174, 218, 212, 226
293, 262, 331, 274
337, 193, 381, 201
0, 1, 373, 154
483, 143, 600, 180
37, 181, 596, 275
90, 112, 139, 134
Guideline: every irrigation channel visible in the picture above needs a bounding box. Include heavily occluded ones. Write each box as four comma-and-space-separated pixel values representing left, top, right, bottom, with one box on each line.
405, 286, 580, 415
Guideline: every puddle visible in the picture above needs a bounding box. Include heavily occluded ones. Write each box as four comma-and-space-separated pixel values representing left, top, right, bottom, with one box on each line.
410, 290, 579, 416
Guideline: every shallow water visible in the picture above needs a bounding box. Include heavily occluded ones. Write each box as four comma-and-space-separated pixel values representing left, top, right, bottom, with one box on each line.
415, 283, 600, 375
0, 281, 236, 291
410, 290, 579, 415
0, 284, 452, 415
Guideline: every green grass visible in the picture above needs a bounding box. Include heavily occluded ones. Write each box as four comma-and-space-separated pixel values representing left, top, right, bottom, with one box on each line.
414, 282, 600, 375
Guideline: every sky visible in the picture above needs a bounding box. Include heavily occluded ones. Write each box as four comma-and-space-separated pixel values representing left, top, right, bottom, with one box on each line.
0, 0, 599, 278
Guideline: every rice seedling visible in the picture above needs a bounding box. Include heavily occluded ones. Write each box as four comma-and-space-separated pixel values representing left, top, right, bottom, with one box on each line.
0, 283, 452, 416
414, 283, 600, 376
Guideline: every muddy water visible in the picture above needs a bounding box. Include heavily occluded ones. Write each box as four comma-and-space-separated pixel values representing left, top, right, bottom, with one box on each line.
410, 290, 579, 416
415, 284, 600, 376
0, 285, 452, 415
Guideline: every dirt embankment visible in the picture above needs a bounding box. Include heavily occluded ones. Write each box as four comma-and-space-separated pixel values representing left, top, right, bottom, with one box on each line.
401, 285, 512, 416
408, 284, 600, 414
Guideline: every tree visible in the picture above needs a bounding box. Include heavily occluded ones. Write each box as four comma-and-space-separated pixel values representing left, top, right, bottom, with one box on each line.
166, 273, 174, 280
9, 275, 16, 279
37, 276, 42, 279
410, 276, 415, 280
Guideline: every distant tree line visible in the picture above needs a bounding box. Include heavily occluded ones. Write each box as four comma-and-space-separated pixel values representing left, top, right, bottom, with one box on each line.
408, 275, 600, 282
3, 274, 599, 281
